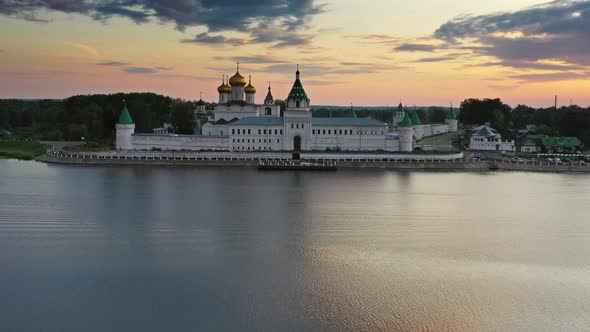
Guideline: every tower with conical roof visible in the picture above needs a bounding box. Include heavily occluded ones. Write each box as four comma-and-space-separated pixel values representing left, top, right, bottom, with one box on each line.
286, 65, 310, 110
398, 109, 414, 152
411, 111, 424, 140
394, 100, 405, 126
284, 65, 312, 151
445, 103, 458, 132
116, 101, 135, 150
195, 92, 206, 114
264, 83, 274, 105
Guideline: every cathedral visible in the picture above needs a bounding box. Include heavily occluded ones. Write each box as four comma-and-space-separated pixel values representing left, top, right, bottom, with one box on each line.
116, 64, 458, 153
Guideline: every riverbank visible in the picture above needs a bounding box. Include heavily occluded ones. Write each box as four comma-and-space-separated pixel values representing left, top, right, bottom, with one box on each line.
36, 150, 590, 173
0, 141, 47, 160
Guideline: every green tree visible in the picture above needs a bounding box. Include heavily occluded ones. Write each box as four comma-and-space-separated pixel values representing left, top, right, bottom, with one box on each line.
170, 101, 195, 135
459, 98, 512, 134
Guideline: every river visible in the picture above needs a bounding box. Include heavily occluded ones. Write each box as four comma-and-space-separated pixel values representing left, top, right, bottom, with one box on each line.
1, 158, 590, 331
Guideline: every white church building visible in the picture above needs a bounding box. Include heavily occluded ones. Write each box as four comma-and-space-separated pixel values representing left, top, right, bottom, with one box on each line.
116, 64, 459, 153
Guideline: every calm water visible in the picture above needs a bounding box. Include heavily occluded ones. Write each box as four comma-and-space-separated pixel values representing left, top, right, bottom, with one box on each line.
1, 158, 590, 331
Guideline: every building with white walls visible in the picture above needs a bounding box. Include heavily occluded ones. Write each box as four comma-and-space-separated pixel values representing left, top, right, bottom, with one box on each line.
115, 64, 459, 153
469, 126, 515, 152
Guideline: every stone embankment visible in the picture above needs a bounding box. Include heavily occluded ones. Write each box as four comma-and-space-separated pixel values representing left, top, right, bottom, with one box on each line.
37, 150, 590, 173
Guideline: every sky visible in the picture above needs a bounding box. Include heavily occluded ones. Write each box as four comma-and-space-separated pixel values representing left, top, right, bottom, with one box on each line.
0, 0, 589, 107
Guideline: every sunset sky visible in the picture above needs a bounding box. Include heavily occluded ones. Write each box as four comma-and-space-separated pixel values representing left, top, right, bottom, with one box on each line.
0, 0, 589, 107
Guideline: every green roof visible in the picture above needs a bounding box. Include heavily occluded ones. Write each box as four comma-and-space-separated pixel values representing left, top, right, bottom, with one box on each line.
117, 105, 134, 125
474, 127, 495, 137
541, 136, 582, 148
400, 111, 413, 127
411, 111, 421, 125
287, 77, 309, 103
447, 107, 457, 120
196, 99, 205, 106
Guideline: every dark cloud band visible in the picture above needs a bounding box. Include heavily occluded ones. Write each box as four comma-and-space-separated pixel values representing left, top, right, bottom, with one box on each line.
0, 0, 324, 47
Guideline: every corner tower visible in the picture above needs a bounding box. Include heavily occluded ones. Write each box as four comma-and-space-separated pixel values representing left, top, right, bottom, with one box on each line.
411, 111, 424, 140
115, 102, 135, 150
446, 104, 458, 133
398, 110, 414, 152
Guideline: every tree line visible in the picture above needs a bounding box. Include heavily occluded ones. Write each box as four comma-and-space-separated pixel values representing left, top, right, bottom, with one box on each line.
2, 94, 589, 146
458, 98, 590, 145
0, 93, 195, 142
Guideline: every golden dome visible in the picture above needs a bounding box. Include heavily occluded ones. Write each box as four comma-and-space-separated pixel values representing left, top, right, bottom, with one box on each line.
217, 76, 231, 93
229, 70, 247, 87
244, 76, 256, 94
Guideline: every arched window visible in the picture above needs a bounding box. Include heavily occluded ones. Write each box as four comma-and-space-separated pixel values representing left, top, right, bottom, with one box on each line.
296, 100, 300, 108
265, 107, 272, 115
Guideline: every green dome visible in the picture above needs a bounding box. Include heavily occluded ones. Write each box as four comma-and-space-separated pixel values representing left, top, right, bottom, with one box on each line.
117, 105, 134, 125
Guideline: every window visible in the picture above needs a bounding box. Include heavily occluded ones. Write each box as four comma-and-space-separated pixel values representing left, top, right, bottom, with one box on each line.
232, 129, 235, 135
328, 130, 332, 135
291, 124, 294, 129
323, 130, 326, 135
258, 129, 261, 135
296, 100, 300, 108
277, 139, 280, 143
264, 129, 267, 135
265, 107, 272, 115
280, 130, 283, 135
248, 129, 251, 135
221, 131, 223, 135
312, 130, 315, 135
339, 130, 342, 135
302, 124, 304, 129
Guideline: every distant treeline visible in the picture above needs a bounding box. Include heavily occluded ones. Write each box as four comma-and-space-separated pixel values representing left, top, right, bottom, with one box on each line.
459, 98, 590, 145
0, 93, 194, 142
2, 94, 590, 146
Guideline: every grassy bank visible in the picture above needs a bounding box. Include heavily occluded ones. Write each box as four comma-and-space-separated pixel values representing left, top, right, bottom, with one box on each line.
0, 140, 48, 160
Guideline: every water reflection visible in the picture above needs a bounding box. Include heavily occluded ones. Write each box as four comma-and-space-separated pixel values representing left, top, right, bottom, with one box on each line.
1, 159, 590, 331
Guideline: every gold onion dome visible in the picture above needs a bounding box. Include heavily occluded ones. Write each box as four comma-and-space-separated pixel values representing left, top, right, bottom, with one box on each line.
218, 76, 231, 93
229, 63, 247, 87
244, 76, 256, 94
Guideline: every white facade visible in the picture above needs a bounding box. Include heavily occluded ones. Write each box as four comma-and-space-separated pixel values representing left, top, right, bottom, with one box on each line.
131, 134, 229, 151
398, 127, 414, 152
446, 118, 458, 133
116, 123, 135, 150
469, 127, 515, 152
115, 65, 459, 153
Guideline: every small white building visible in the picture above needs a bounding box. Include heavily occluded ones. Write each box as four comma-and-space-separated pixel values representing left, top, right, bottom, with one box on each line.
469, 126, 515, 152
